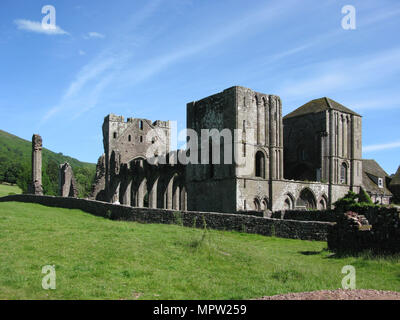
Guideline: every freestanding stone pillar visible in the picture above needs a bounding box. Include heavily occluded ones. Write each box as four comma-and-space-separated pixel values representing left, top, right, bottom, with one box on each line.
59, 163, 78, 198
29, 134, 43, 195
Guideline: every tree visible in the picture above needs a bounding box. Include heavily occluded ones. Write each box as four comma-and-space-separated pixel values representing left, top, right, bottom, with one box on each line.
334, 190, 377, 213
358, 187, 373, 205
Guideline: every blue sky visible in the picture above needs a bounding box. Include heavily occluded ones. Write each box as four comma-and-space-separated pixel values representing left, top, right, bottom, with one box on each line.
1, 0, 399, 174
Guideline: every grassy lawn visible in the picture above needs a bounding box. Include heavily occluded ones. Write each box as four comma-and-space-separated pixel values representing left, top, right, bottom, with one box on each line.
0, 183, 21, 197
0, 199, 399, 299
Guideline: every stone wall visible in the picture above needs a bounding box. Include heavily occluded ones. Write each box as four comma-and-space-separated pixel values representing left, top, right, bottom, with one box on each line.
0, 194, 332, 241
327, 208, 400, 253
271, 210, 341, 222
59, 163, 78, 198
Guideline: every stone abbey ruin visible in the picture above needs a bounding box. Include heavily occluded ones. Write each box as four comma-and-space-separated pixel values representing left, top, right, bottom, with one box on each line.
30, 86, 400, 214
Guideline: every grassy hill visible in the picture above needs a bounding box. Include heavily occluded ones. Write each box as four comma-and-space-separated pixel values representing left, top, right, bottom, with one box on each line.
0, 189, 399, 299
0, 129, 96, 197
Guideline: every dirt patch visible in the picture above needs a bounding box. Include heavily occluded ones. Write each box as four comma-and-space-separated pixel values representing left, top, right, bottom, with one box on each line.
258, 289, 400, 300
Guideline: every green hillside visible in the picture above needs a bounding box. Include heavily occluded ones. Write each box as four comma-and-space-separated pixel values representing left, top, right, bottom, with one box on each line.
0, 129, 96, 197
0, 197, 399, 299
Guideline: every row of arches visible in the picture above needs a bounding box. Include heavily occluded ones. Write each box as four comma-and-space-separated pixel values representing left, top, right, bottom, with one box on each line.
282, 188, 328, 211
114, 158, 187, 211
253, 197, 269, 211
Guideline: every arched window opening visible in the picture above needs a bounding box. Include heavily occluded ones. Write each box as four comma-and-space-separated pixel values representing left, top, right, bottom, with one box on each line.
284, 198, 291, 210
254, 199, 261, 211
340, 162, 348, 184
262, 198, 269, 211
296, 188, 317, 210
113, 132, 117, 139
297, 145, 307, 161
255, 151, 265, 178
139, 120, 144, 130
128, 135, 131, 142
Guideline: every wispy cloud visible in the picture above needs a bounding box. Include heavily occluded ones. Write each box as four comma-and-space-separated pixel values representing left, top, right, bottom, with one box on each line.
257, 4, 400, 71
40, 54, 123, 124
14, 19, 69, 35
120, 0, 299, 85
363, 141, 400, 152
41, 0, 299, 123
277, 47, 400, 99
84, 32, 106, 39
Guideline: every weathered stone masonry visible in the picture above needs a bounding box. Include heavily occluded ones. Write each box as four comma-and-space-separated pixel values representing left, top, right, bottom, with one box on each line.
28, 134, 43, 195
59, 162, 78, 198
0, 194, 332, 241
91, 86, 362, 214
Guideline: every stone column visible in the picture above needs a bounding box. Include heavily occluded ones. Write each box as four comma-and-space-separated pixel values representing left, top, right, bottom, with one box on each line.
121, 178, 132, 205
29, 134, 43, 195
59, 163, 78, 198
149, 178, 158, 209
166, 178, 173, 209
173, 185, 180, 210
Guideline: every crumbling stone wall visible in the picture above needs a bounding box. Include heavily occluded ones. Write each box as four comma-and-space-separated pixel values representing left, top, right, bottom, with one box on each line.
90, 86, 363, 214
271, 210, 341, 222
90, 154, 106, 201
0, 194, 333, 241
101, 114, 171, 203
328, 208, 400, 253
58, 162, 78, 198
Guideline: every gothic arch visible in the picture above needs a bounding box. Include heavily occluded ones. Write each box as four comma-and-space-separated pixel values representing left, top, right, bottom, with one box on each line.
318, 194, 328, 210
340, 161, 349, 184
296, 188, 317, 210
261, 197, 269, 211
255, 150, 266, 179
254, 198, 262, 211
283, 193, 295, 210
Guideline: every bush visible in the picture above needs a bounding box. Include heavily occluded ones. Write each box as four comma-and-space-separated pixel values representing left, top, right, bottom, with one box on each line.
358, 187, 374, 204
333, 190, 377, 213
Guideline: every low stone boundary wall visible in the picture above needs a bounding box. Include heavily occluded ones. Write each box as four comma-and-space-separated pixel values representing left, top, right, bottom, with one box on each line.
271, 210, 340, 222
0, 194, 332, 241
328, 208, 400, 253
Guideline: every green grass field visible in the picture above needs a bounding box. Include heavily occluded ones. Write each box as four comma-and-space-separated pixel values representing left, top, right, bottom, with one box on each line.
0, 185, 399, 299
0, 183, 21, 197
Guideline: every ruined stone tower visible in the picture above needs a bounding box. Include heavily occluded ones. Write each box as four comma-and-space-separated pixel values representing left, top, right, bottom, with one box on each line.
59, 162, 78, 198
29, 134, 43, 195
186, 86, 283, 213
101, 114, 171, 203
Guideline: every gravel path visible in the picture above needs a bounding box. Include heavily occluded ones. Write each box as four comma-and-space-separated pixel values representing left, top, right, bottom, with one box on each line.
258, 289, 400, 300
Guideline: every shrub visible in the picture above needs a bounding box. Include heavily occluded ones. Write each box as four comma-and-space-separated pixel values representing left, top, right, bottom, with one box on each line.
358, 187, 374, 204
334, 190, 377, 213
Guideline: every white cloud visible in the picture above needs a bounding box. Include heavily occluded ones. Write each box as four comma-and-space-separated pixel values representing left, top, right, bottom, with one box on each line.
363, 141, 400, 152
14, 19, 69, 35
84, 32, 105, 39
41, 0, 299, 122
119, 0, 299, 86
